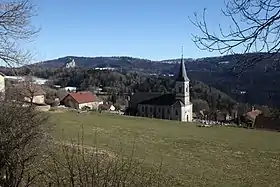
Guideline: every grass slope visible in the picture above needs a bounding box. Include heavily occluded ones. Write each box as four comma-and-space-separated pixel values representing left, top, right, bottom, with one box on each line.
51, 111, 280, 186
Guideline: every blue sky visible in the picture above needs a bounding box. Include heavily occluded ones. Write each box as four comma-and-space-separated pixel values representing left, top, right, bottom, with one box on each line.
29, 0, 227, 62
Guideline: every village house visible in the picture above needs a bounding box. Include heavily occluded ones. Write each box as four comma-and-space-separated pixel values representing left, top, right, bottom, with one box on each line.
98, 103, 116, 111
61, 91, 102, 110
243, 106, 263, 127
63, 86, 77, 92
215, 110, 232, 122
128, 53, 193, 122
12, 83, 46, 105
0, 72, 5, 99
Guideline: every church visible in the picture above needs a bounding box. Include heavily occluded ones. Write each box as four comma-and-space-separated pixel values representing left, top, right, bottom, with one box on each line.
129, 53, 193, 122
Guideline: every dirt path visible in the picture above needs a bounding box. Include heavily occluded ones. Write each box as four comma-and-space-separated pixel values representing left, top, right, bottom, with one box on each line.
54, 140, 115, 158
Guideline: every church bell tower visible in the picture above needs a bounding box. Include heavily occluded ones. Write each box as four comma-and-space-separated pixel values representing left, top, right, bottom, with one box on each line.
175, 47, 190, 105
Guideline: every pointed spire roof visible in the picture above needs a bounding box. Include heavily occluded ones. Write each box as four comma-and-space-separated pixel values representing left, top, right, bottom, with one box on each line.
176, 47, 189, 81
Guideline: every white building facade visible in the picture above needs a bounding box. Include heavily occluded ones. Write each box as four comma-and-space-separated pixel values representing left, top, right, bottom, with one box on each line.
0, 73, 5, 99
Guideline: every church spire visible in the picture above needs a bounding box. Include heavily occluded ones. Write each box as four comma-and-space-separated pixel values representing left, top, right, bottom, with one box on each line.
176, 46, 189, 81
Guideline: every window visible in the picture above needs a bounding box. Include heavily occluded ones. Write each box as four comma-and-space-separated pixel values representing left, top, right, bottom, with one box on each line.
178, 86, 182, 93
167, 108, 170, 119
162, 108, 165, 118
142, 106, 144, 112
145, 106, 148, 116
175, 110, 178, 115
186, 86, 188, 92
158, 108, 161, 112
150, 107, 152, 112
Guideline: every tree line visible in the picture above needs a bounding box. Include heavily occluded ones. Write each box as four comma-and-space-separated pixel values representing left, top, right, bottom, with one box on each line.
4, 67, 238, 114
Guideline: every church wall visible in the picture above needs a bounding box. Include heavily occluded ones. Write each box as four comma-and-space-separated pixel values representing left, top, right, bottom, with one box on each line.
137, 103, 192, 122
137, 104, 174, 120
170, 105, 181, 121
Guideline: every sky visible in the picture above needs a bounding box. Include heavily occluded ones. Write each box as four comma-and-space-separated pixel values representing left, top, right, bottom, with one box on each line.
28, 0, 228, 62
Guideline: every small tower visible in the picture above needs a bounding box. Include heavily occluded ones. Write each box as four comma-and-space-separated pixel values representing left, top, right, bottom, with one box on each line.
175, 47, 190, 105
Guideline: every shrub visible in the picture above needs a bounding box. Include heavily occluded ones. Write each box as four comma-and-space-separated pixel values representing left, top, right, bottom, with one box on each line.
41, 139, 172, 186
0, 101, 51, 186
0, 103, 173, 186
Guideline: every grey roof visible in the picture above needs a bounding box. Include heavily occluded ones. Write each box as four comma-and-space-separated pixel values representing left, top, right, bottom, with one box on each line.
130, 92, 162, 108
174, 100, 185, 107
176, 56, 189, 82
139, 93, 184, 106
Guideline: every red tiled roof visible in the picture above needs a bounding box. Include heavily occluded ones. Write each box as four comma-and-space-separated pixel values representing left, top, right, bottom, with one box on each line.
67, 91, 97, 104
246, 109, 262, 121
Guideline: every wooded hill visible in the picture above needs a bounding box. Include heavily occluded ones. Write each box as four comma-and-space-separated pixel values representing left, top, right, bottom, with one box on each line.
29, 53, 280, 108
2, 52, 280, 108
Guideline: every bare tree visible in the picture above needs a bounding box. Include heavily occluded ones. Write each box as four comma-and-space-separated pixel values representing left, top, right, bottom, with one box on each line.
39, 131, 174, 187
0, 0, 39, 68
20, 76, 46, 106
191, 0, 280, 72
5, 77, 45, 107
0, 102, 51, 186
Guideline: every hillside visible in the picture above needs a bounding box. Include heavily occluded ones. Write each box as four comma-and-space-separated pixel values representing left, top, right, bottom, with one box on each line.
33, 53, 280, 72
31, 53, 280, 108
52, 111, 280, 186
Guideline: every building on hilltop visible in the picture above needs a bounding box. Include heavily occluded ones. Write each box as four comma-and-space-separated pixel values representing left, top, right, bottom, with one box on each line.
128, 52, 193, 122
65, 58, 76, 68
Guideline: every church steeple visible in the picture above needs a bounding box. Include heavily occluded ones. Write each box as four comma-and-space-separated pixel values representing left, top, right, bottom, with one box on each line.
175, 46, 190, 105
176, 46, 189, 82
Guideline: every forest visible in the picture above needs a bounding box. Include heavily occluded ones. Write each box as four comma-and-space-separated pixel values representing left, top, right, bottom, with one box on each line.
3, 67, 239, 115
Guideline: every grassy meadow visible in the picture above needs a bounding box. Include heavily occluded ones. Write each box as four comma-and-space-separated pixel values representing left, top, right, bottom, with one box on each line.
50, 111, 280, 186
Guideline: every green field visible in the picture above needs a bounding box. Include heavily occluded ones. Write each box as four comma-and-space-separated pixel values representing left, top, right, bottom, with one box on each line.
51, 111, 280, 186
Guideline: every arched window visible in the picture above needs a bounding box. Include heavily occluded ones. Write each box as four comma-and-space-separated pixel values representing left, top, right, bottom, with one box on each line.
186, 86, 188, 92
178, 86, 182, 93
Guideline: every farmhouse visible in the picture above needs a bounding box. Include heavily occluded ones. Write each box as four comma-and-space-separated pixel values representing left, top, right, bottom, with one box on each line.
129, 53, 193, 122
61, 91, 101, 110
13, 83, 46, 105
